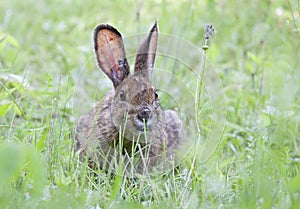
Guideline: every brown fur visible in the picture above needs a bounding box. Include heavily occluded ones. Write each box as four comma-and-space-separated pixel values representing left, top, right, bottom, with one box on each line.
75, 22, 186, 175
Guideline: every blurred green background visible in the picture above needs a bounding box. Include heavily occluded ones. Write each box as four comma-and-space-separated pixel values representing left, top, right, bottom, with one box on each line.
1, 0, 300, 208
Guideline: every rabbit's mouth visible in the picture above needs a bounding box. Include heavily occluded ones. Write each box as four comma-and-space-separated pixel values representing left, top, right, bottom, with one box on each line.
134, 117, 151, 133
129, 106, 153, 133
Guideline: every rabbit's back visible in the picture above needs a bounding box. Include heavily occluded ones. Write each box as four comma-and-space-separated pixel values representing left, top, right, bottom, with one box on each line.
75, 90, 118, 161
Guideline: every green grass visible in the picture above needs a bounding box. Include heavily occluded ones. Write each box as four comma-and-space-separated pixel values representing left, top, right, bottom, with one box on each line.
1, 0, 300, 208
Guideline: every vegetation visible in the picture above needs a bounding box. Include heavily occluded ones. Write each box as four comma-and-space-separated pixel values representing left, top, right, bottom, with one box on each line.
1, 0, 299, 208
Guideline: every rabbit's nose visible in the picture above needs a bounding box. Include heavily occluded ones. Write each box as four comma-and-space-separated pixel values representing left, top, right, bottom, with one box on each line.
138, 107, 151, 123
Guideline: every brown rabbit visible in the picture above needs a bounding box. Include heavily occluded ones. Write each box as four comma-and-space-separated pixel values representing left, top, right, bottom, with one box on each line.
75, 22, 186, 175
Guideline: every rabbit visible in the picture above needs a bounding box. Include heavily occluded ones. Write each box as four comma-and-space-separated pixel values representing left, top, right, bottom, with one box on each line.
75, 21, 186, 175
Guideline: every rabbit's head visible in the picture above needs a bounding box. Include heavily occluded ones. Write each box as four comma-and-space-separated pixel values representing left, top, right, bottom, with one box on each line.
94, 22, 162, 142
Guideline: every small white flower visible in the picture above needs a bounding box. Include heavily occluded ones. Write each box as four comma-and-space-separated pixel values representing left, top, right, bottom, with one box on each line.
275, 7, 283, 16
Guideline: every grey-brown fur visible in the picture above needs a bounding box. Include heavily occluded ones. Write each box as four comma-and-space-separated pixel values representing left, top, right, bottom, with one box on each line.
75, 22, 186, 175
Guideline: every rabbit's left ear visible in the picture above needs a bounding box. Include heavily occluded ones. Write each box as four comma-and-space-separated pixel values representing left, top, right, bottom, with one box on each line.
94, 24, 130, 88
134, 21, 158, 82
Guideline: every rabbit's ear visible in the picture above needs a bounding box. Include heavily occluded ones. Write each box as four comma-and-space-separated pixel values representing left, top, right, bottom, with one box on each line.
134, 21, 158, 82
94, 24, 130, 88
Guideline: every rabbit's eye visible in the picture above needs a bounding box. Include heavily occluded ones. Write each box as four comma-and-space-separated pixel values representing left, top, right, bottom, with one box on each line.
119, 90, 126, 101
154, 91, 158, 100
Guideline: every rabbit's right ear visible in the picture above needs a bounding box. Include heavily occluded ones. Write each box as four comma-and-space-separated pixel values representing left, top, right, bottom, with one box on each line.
134, 21, 158, 82
94, 24, 130, 88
